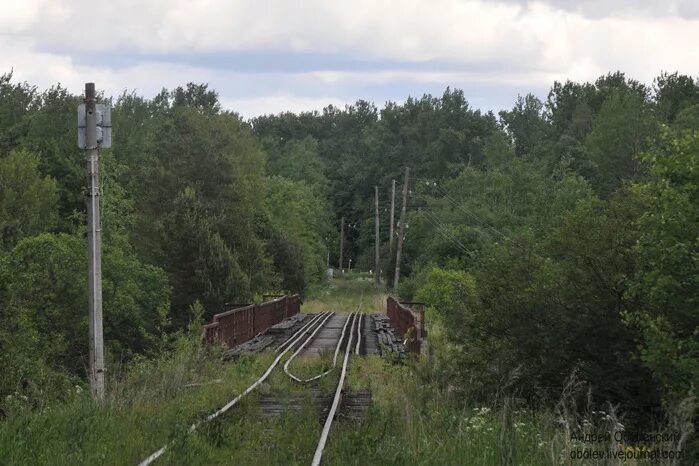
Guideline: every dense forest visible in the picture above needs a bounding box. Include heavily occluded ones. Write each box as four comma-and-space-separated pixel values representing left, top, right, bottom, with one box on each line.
254, 72, 698, 428
0, 70, 697, 441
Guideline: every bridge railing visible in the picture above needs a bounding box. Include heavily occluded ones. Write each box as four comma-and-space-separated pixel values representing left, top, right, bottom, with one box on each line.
202, 294, 301, 348
386, 296, 426, 353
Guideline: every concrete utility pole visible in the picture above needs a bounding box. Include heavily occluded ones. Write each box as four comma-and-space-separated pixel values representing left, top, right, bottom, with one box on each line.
374, 185, 380, 287
339, 216, 344, 272
394, 167, 409, 289
389, 179, 396, 254
83, 83, 105, 400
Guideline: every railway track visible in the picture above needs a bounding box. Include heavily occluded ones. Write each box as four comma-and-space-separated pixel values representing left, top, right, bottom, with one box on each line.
137, 305, 365, 466
312, 310, 361, 466
284, 311, 356, 383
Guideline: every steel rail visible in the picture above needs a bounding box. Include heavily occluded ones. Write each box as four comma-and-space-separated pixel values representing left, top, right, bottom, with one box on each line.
276, 313, 321, 354
137, 311, 331, 466
354, 290, 364, 356
279, 311, 337, 383
284, 311, 356, 383
354, 312, 363, 355
311, 312, 360, 466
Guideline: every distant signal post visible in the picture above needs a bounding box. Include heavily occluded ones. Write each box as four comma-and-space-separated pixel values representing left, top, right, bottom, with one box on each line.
78, 83, 111, 401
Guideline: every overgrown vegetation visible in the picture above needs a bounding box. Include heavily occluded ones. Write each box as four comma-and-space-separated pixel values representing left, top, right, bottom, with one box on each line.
2, 280, 690, 464
252, 71, 698, 459
1, 68, 698, 462
0, 350, 654, 465
0, 74, 334, 414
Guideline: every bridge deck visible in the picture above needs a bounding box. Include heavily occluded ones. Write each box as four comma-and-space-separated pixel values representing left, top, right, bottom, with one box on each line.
301, 314, 349, 358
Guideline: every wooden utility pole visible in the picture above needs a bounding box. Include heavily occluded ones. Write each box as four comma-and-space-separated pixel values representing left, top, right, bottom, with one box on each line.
374, 186, 380, 287
389, 179, 396, 254
394, 167, 409, 289
339, 216, 344, 272
83, 83, 105, 400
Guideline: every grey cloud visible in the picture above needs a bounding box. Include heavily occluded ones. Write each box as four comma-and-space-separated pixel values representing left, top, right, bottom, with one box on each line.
504, 0, 699, 19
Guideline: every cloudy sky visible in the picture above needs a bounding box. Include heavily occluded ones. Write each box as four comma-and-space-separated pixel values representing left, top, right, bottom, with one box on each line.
2, 0, 699, 118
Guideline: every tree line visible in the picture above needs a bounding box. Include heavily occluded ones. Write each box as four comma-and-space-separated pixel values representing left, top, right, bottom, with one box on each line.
252, 72, 698, 431
0, 75, 332, 413
0, 70, 697, 437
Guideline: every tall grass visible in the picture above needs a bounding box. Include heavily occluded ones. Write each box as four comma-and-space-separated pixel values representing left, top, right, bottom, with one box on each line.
304, 277, 385, 314
3, 278, 693, 464
0, 332, 350, 464
0, 335, 281, 465
327, 356, 693, 465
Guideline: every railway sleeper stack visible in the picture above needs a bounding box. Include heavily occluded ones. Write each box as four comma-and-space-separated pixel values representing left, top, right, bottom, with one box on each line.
223, 313, 312, 360
372, 314, 406, 357
223, 313, 406, 360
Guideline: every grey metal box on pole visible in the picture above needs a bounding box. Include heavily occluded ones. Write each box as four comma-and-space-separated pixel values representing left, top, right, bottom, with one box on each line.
78, 102, 111, 149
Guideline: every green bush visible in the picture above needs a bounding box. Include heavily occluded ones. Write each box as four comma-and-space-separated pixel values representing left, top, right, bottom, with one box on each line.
631, 129, 699, 403
415, 266, 477, 329
0, 233, 169, 411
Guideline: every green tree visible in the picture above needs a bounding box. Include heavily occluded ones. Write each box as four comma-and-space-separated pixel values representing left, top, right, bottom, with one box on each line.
499, 93, 548, 158
265, 136, 328, 191
130, 103, 270, 323
0, 71, 35, 155
654, 72, 699, 123
159, 187, 249, 324
0, 149, 59, 250
631, 129, 699, 401
0, 233, 169, 406
171, 82, 221, 115
22, 85, 83, 220
414, 266, 476, 333
264, 176, 331, 294
465, 195, 655, 408
585, 89, 655, 196
672, 103, 699, 132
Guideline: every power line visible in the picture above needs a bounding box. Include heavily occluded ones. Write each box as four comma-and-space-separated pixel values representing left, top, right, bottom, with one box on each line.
415, 178, 510, 241
432, 186, 508, 239
423, 210, 476, 256
416, 209, 476, 257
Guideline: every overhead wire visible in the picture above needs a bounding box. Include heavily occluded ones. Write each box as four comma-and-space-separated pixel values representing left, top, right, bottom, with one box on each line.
415, 209, 476, 257
415, 177, 510, 241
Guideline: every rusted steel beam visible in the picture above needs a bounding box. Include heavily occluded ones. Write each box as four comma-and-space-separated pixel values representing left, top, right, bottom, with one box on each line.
386, 296, 426, 353
202, 295, 302, 349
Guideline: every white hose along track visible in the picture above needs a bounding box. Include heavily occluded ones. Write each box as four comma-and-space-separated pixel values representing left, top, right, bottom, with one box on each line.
285, 290, 365, 383
354, 289, 365, 356
137, 311, 333, 466
355, 311, 363, 355
311, 311, 362, 466
275, 312, 326, 354
284, 311, 356, 383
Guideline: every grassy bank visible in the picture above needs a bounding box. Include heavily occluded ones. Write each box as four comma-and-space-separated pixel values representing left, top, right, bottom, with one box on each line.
0, 337, 276, 464
303, 274, 385, 314
1, 278, 690, 464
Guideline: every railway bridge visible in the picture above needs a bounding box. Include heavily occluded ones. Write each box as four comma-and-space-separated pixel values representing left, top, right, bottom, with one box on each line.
137, 294, 426, 465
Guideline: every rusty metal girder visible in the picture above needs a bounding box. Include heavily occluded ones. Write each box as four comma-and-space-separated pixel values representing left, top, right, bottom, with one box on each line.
202, 295, 301, 349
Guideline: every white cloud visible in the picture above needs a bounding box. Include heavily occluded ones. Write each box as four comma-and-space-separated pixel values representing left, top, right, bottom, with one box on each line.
2, 0, 699, 116
309, 69, 557, 88
222, 94, 347, 118
3, 1, 697, 76
503, 1, 699, 19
